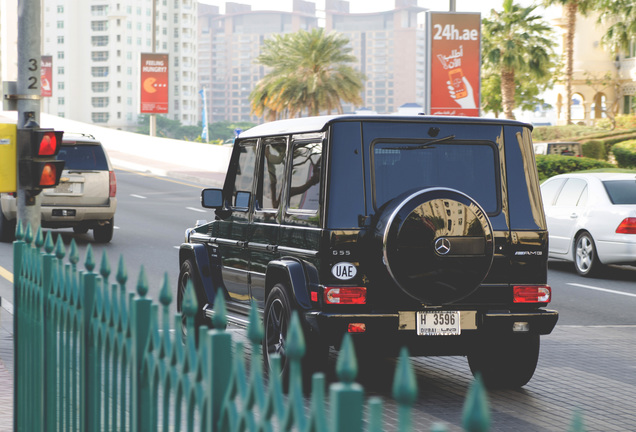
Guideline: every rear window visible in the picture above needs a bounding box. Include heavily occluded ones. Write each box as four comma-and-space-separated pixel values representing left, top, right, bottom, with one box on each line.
603, 180, 636, 204
57, 144, 109, 171
371, 140, 499, 214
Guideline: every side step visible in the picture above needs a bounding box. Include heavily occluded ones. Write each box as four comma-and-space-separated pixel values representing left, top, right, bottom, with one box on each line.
203, 304, 251, 328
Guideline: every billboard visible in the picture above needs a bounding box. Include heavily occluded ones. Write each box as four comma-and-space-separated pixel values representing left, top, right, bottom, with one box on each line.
140, 53, 169, 114
426, 12, 481, 117
41, 55, 53, 98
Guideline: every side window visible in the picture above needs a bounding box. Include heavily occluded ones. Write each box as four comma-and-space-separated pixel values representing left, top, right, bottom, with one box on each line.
232, 141, 257, 210
554, 178, 587, 206
289, 140, 322, 212
540, 178, 566, 206
259, 138, 287, 210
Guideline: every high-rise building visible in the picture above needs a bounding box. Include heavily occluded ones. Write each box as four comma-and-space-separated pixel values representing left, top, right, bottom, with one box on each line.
197, 0, 427, 124
41, 0, 198, 131
198, 1, 318, 124
324, 0, 426, 115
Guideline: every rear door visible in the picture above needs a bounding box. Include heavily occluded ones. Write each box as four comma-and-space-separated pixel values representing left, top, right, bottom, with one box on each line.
42, 142, 110, 206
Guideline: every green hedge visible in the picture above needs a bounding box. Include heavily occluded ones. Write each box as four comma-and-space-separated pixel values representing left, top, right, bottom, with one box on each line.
581, 140, 606, 160
612, 140, 636, 168
535, 155, 614, 181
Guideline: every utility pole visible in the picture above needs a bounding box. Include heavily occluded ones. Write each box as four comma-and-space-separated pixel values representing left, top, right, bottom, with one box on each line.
17, 0, 43, 229
149, 0, 157, 137
449, 0, 456, 12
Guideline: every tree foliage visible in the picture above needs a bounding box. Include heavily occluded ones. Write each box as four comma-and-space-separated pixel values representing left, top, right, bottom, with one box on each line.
137, 115, 255, 143
482, 0, 558, 119
250, 28, 365, 119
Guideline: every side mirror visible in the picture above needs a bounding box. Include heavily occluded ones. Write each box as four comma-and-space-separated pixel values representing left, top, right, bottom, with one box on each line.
201, 188, 223, 209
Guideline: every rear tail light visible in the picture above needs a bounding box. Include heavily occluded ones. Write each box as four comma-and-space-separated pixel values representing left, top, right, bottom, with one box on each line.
324, 287, 366, 305
513, 285, 551, 303
348, 323, 366, 333
616, 217, 636, 234
109, 171, 117, 197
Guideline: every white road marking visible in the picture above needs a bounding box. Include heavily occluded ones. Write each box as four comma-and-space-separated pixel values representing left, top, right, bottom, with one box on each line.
567, 283, 636, 298
186, 207, 207, 213
173, 246, 180, 249
131, 194, 147, 199
114, 226, 120, 230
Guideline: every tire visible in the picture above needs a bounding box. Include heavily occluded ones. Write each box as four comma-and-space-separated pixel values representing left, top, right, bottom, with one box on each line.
93, 218, 114, 243
73, 225, 89, 234
574, 232, 603, 277
177, 259, 209, 343
467, 333, 540, 389
0, 209, 16, 243
262, 283, 328, 383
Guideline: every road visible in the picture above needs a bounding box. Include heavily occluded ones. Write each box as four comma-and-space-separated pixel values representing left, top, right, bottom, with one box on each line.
1, 168, 635, 430
0, 168, 215, 314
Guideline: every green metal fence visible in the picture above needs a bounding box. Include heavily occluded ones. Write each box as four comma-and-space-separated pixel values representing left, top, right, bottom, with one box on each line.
12, 223, 581, 431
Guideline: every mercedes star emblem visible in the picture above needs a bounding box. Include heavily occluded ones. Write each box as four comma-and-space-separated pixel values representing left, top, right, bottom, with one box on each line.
435, 237, 451, 255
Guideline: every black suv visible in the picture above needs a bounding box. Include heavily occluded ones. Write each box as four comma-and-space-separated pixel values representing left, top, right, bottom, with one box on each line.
178, 115, 558, 388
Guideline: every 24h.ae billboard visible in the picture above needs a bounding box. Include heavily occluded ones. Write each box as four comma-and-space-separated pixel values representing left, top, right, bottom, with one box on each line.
140, 53, 169, 114
425, 12, 481, 117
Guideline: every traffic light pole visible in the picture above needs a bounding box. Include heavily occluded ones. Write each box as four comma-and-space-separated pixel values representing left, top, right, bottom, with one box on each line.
17, 0, 43, 228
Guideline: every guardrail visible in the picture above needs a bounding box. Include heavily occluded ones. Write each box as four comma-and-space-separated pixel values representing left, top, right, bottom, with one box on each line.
12, 223, 584, 431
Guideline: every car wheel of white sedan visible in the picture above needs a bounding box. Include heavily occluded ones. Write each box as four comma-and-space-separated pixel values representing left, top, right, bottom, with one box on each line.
574, 232, 603, 277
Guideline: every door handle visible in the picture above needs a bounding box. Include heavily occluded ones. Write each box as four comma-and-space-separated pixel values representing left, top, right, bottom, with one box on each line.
570, 213, 578, 219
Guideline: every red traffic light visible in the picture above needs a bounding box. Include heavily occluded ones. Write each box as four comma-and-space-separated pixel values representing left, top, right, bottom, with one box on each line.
38, 132, 58, 156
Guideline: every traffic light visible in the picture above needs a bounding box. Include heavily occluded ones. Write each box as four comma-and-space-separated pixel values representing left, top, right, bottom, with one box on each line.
17, 128, 65, 190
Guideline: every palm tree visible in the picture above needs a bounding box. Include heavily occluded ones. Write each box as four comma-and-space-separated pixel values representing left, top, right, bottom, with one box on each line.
482, 0, 557, 119
597, 0, 636, 55
250, 28, 365, 119
542, 0, 597, 124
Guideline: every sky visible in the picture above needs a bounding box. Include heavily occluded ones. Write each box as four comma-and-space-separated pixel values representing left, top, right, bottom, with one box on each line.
198, 0, 561, 19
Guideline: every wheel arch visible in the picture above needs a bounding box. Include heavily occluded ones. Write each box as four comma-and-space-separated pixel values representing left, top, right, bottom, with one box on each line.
265, 258, 318, 311
179, 243, 218, 303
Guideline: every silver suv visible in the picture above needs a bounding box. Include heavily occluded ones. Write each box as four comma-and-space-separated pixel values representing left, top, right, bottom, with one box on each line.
0, 132, 117, 243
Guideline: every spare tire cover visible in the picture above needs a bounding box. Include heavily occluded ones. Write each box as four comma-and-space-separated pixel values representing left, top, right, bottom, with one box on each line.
375, 187, 494, 304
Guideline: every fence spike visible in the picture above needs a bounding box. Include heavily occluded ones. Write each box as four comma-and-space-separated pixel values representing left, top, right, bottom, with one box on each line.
136, 265, 149, 297
286, 311, 306, 360
160, 272, 173, 306
366, 397, 383, 432
15, 219, 24, 240
69, 239, 79, 269
85, 244, 95, 272
100, 250, 111, 282
54, 234, 65, 259
209, 291, 225, 331
462, 374, 490, 432
568, 410, 586, 432
44, 231, 54, 254
24, 223, 33, 244
247, 300, 263, 345
307, 373, 329, 432
336, 333, 357, 384
35, 226, 44, 249
116, 254, 127, 285
182, 279, 197, 316
392, 347, 417, 431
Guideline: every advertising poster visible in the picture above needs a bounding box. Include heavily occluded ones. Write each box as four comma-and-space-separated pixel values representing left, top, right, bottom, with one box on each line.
140, 53, 169, 114
41, 55, 53, 98
426, 12, 481, 117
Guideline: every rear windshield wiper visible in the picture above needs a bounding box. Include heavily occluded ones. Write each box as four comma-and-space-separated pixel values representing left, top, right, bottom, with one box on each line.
392, 135, 456, 150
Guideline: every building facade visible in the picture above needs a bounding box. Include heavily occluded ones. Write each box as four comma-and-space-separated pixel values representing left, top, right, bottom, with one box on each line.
553, 11, 636, 125
198, 0, 427, 124
41, 0, 198, 131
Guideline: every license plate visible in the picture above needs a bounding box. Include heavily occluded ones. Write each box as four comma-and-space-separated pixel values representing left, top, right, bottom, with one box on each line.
416, 311, 461, 336
54, 183, 73, 193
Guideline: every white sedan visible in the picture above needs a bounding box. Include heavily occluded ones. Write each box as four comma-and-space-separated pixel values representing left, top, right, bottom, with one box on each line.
541, 172, 636, 276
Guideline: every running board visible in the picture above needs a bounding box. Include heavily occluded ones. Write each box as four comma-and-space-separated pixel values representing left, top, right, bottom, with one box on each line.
203, 305, 251, 328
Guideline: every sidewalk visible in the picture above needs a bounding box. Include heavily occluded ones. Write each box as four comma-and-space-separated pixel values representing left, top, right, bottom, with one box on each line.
0, 298, 13, 432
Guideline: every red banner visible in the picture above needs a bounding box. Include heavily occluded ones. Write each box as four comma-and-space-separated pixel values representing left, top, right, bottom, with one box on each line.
41, 55, 53, 98
140, 53, 169, 114
428, 12, 481, 117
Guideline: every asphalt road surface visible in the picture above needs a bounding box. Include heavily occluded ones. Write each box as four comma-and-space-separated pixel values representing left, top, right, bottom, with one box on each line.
1, 168, 635, 430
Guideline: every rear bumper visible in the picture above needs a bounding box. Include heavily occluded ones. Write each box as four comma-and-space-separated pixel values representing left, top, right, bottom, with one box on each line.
305, 308, 558, 355
1, 194, 116, 226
